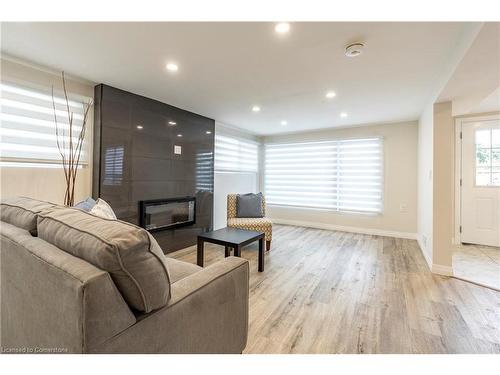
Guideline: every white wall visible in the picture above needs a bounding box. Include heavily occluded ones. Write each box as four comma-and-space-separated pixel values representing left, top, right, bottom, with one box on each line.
0, 57, 95, 204
262, 121, 418, 237
213, 122, 261, 229
417, 104, 434, 265
213, 172, 257, 229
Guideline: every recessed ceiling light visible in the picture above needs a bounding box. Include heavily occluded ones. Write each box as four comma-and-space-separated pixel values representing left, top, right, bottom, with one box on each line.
340, 112, 348, 118
168, 121, 177, 126
281, 121, 287, 126
275, 23, 290, 34
177, 134, 183, 137
325, 91, 336, 99
206, 131, 212, 134
252, 105, 261, 112
166, 62, 179, 72
136, 125, 143, 129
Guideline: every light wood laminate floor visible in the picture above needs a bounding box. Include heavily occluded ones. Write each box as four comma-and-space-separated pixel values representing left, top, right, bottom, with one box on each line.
168, 225, 500, 354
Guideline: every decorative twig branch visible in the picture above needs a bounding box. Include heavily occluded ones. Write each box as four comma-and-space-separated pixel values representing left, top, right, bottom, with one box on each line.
52, 72, 93, 206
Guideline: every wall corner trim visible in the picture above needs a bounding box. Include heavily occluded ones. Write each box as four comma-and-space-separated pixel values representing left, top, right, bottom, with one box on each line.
271, 218, 417, 240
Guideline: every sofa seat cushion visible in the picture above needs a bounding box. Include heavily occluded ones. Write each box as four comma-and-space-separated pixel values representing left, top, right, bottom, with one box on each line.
37, 206, 171, 313
165, 258, 202, 283
227, 217, 273, 241
1, 197, 56, 235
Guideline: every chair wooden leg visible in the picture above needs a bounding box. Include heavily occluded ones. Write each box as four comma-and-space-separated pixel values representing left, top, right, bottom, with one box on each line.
266, 240, 271, 251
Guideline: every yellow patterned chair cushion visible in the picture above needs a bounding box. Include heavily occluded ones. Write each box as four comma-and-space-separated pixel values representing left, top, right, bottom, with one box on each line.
227, 194, 272, 242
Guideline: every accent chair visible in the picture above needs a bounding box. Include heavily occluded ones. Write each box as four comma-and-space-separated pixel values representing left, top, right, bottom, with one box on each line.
226, 193, 272, 251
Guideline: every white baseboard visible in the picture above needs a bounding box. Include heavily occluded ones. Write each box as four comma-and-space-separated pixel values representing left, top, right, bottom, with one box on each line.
271, 218, 417, 240
416, 234, 453, 276
431, 264, 454, 276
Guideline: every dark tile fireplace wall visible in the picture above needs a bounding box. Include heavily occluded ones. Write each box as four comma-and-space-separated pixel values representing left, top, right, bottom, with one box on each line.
93, 84, 215, 253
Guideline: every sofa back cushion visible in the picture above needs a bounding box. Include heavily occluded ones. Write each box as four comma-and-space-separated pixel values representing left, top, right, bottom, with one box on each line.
37, 206, 171, 313
1, 197, 56, 235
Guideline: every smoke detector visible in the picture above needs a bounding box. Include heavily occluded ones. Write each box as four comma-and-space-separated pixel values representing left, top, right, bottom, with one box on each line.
345, 42, 365, 57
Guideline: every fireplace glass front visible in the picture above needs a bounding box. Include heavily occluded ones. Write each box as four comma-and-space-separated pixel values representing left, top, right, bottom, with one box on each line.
140, 197, 196, 231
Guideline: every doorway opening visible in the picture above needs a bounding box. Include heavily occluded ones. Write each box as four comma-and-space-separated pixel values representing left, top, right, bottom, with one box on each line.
453, 114, 500, 290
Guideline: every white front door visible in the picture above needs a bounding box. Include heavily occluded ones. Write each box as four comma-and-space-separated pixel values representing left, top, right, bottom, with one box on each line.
461, 119, 500, 247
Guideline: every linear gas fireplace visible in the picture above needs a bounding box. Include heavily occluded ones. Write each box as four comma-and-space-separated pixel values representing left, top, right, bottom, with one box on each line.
139, 197, 196, 232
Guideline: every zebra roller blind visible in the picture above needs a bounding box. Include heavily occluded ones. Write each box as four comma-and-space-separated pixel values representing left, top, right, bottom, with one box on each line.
264, 138, 384, 213
0, 81, 90, 166
215, 134, 259, 173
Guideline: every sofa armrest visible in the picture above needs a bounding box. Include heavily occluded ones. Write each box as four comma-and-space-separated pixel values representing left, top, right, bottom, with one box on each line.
1, 223, 136, 353
169, 256, 248, 306
92, 256, 249, 353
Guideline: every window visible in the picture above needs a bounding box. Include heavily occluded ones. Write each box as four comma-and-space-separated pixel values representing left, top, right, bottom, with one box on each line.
264, 138, 383, 213
0, 81, 90, 166
475, 128, 500, 186
214, 134, 258, 172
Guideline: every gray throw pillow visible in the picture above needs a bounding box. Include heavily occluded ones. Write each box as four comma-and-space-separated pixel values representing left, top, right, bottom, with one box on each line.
236, 193, 264, 218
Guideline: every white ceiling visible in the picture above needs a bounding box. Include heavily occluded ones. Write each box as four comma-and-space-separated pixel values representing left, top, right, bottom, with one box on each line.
438, 23, 500, 116
1, 22, 471, 135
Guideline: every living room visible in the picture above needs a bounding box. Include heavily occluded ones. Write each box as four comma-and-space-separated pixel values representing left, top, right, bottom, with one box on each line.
1, 1, 499, 372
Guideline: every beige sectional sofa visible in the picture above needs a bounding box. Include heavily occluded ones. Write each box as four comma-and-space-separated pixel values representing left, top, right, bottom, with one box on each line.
0, 197, 249, 354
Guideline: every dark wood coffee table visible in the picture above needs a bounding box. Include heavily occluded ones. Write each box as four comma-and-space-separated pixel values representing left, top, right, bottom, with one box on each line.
197, 227, 265, 272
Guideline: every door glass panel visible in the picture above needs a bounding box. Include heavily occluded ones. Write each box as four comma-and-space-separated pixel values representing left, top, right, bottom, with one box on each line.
476, 148, 490, 166
492, 173, 500, 185
476, 129, 491, 147
476, 166, 490, 173
492, 149, 500, 166
476, 173, 491, 186
492, 129, 500, 147
475, 129, 500, 186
